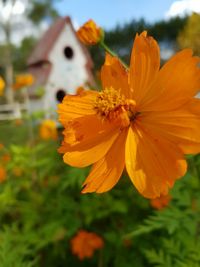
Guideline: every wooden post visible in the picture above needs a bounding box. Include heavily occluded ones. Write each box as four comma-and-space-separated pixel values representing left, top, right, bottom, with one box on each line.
4, 20, 14, 104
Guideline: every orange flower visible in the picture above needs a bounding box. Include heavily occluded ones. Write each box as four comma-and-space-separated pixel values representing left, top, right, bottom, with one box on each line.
150, 194, 171, 210
0, 76, 5, 96
14, 119, 23, 126
0, 166, 6, 182
1, 154, 11, 163
77, 19, 102, 45
76, 86, 85, 95
0, 143, 4, 150
39, 119, 58, 140
71, 230, 104, 260
58, 31, 200, 199
13, 73, 34, 90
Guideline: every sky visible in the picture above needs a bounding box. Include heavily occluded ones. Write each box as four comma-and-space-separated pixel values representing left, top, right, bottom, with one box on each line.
54, 0, 200, 30
0, 0, 199, 45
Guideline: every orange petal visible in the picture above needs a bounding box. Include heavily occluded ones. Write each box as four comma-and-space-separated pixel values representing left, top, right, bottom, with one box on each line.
125, 125, 187, 199
141, 49, 200, 111
58, 90, 98, 125
77, 19, 102, 45
82, 129, 127, 193
101, 53, 129, 98
61, 127, 120, 168
129, 31, 160, 104
139, 98, 200, 154
61, 115, 109, 145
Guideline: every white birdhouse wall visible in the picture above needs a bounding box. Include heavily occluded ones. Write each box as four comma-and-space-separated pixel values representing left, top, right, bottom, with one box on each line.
45, 23, 90, 111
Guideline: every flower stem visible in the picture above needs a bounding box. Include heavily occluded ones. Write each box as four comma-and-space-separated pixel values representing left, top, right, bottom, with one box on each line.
99, 41, 129, 69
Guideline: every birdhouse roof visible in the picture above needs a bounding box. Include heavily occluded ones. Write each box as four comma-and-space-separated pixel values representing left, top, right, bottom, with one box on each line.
27, 16, 93, 68
28, 17, 66, 65
27, 16, 94, 98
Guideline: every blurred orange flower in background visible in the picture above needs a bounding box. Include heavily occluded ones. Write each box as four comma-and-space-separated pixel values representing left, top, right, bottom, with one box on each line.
0, 166, 6, 183
13, 73, 34, 90
0, 76, 5, 96
0, 143, 4, 150
14, 119, 24, 126
150, 194, 171, 210
1, 153, 11, 163
77, 19, 102, 45
39, 120, 58, 140
58, 31, 200, 199
71, 230, 104, 260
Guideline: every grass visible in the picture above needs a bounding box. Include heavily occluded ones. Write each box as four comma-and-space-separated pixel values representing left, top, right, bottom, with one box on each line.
0, 120, 32, 145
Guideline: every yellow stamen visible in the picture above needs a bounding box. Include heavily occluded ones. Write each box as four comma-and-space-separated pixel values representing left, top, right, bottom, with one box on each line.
94, 87, 126, 117
94, 88, 139, 128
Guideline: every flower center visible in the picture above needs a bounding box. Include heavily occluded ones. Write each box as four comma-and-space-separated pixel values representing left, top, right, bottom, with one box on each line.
94, 87, 138, 127
94, 87, 126, 116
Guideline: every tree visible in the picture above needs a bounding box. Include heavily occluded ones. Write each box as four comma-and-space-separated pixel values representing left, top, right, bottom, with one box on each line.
90, 16, 187, 71
27, 0, 59, 24
177, 13, 200, 55
0, 0, 59, 103
0, 0, 17, 103
13, 37, 37, 72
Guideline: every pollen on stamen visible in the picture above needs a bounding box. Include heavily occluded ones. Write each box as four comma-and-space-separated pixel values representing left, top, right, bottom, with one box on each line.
94, 87, 126, 118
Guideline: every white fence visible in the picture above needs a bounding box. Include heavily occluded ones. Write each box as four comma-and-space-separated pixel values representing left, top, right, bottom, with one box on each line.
0, 102, 28, 120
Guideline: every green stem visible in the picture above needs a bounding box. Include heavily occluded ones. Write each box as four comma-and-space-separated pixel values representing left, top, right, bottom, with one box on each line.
99, 41, 129, 69
189, 156, 199, 178
98, 249, 103, 267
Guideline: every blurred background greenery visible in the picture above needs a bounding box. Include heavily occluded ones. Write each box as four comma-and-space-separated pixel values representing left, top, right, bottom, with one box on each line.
0, 0, 200, 266
0, 119, 200, 267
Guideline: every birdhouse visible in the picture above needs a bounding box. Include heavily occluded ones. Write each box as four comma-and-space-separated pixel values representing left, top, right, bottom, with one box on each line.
27, 16, 94, 114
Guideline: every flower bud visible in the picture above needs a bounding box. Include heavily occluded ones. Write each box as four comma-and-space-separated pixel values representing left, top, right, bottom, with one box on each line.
77, 19, 103, 45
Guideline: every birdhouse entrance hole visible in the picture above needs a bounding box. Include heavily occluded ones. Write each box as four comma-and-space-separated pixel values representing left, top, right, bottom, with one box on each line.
56, 89, 66, 102
64, 46, 74, 59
